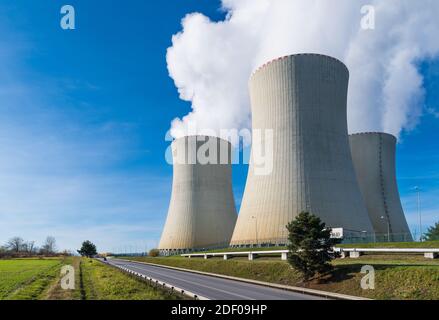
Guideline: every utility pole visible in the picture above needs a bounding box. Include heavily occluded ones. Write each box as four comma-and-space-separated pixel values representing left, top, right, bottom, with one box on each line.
381, 216, 390, 242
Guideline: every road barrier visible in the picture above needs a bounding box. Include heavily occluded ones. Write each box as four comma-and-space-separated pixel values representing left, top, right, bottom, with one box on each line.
334, 247, 439, 259
98, 259, 209, 300
181, 247, 439, 260
181, 250, 289, 261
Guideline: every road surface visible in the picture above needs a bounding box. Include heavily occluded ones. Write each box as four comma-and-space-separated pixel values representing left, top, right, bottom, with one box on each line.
106, 258, 324, 300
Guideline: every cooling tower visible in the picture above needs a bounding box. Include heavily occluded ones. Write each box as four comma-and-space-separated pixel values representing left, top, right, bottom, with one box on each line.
349, 133, 412, 241
158, 136, 237, 252
231, 54, 373, 246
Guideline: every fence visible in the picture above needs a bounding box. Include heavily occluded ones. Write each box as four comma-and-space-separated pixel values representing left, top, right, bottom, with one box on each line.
182, 247, 439, 260
160, 231, 438, 257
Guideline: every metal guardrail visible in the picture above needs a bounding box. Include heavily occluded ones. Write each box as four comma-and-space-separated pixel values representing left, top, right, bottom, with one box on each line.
334, 247, 439, 259
182, 248, 439, 260
100, 259, 209, 300
181, 250, 289, 261
335, 248, 439, 253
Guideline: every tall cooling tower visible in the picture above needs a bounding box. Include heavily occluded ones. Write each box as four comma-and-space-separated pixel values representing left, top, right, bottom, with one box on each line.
349, 133, 412, 241
159, 136, 237, 252
231, 54, 373, 246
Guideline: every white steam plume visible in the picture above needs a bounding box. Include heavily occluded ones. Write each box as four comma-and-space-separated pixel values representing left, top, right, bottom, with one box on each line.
167, 0, 439, 140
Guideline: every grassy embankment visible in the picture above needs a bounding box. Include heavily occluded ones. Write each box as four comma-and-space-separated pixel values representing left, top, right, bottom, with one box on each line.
124, 253, 439, 300
0, 257, 180, 300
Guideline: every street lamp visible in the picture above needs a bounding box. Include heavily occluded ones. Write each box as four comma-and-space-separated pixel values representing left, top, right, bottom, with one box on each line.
251, 216, 259, 247
381, 216, 390, 242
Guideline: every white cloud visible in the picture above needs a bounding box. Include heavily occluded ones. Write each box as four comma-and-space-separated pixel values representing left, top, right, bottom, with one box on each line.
167, 0, 439, 140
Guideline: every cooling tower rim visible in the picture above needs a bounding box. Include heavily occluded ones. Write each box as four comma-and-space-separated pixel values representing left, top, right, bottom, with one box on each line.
250, 53, 348, 79
349, 132, 397, 141
171, 135, 232, 146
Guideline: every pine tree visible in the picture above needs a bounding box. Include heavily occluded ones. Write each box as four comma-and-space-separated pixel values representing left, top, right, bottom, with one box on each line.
424, 222, 439, 241
286, 212, 340, 281
77, 240, 98, 258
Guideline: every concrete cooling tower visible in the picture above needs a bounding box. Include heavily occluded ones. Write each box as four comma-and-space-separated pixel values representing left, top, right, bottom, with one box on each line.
231, 54, 373, 246
159, 136, 237, 253
349, 133, 412, 241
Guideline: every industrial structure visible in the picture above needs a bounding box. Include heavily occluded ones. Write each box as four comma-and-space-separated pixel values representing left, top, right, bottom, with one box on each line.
158, 136, 237, 253
230, 54, 374, 246
349, 132, 412, 241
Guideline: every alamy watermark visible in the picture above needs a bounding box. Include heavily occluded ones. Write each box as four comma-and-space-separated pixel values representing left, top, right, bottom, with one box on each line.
361, 5, 375, 30
164, 122, 274, 176
60, 265, 75, 290
60, 5, 75, 30
360, 265, 375, 290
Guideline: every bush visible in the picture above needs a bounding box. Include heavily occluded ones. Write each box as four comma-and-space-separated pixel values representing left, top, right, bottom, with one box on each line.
149, 249, 160, 257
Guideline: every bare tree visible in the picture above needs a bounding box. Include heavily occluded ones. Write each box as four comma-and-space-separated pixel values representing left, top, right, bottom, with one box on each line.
26, 241, 36, 254
6, 237, 24, 253
41, 236, 57, 255
0, 246, 6, 258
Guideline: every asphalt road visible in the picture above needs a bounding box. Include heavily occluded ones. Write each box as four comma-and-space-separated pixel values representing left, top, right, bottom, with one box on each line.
106, 258, 324, 300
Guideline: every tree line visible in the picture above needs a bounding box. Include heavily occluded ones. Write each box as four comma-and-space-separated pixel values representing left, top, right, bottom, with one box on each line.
0, 236, 69, 258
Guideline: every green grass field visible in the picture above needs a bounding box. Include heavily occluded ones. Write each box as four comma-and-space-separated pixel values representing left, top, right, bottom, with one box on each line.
0, 258, 65, 300
125, 255, 439, 300
0, 258, 181, 300
79, 258, 180, 300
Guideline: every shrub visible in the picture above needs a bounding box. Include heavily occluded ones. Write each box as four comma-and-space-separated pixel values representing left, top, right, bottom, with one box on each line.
149, 249, 160, 257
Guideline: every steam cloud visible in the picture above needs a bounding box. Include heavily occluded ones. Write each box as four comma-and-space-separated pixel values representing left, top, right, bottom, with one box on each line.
167, 0, 439, 140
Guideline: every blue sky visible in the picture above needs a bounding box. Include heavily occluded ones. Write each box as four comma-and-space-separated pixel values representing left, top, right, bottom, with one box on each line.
0, 1, 437, 252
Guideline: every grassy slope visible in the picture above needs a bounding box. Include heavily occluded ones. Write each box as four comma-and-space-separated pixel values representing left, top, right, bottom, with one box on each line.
125, 255, 439, 300
79, 258, 180, 300
0, 258, 64, 300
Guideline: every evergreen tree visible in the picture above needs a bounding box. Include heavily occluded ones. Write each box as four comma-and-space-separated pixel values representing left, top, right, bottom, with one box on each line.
286, 212, 340, 281
424, 222, 439, 241
77, 240, 97, 258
